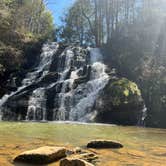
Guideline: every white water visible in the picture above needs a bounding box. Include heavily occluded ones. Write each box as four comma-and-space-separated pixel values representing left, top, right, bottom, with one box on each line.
56, 73, 79, 120
0, 43, 58, 120
47, 46, 109, 122
0, 44, 110, 122
51, 47, 109, 121
69, 48, 109, 121
26, 88, 46, 121
137, 104, 147, 126
55, 48, 79, 120
25, 43, 58, 121
23, 43, 58, 85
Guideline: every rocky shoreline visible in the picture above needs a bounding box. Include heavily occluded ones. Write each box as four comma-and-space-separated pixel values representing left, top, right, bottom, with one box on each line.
14, 140, 123, 165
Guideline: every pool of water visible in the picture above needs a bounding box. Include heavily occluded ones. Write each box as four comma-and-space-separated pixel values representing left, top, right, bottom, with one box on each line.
0, 122, 166, 166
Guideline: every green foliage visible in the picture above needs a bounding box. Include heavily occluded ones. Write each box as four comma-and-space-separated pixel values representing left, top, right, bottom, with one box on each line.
0, 43, 23, 71
111, 78, 141, 96
59, 0, 93, 45
0, 0, 54, 74
0, 0, 54, 42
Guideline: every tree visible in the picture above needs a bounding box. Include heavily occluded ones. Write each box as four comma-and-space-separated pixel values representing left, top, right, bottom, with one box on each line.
59, 0, 94, 45
0, 0, 55, 84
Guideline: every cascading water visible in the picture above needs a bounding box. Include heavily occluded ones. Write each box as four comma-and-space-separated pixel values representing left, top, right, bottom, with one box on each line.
51, 47, 109, 122
22, 43, 58, 85
137, 104, 147, 126
0, 42, 145, 124
55, 49, 76, 120
26, 88, 46, 121
25, 43, 59, 121
68, 48, 109, 121
0, 43, 58, 120
0, 43, 113, 122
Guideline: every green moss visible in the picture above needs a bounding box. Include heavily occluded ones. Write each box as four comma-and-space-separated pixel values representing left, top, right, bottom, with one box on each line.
124, 89, 129, 97
106, 78, 142, 106
111, 78, 141, 96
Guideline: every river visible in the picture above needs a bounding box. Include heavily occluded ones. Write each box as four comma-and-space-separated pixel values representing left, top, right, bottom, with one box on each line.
0, 122, 166, 166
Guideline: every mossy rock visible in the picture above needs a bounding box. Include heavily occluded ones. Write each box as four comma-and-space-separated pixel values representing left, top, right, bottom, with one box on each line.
106, 78, 141, 106
95, 78, 144, 125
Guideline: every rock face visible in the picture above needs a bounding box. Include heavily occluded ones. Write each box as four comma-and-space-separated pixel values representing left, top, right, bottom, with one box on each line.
14, 146, 66, 164
95, 78, 144, 125
60, 158, 94, 166
87, 140, 123, 149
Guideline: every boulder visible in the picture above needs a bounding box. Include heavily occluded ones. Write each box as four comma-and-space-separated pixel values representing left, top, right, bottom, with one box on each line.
60, 158, 94, 166
95, 78, 144, 125
87, 140, 123, 149
14, 146, 66, 164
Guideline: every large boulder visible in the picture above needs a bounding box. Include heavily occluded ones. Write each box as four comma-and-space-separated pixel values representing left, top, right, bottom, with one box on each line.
60, 158, 94, 166
87, 140, 123, 149
14, 146, 66, 164
95, 78, 144, 125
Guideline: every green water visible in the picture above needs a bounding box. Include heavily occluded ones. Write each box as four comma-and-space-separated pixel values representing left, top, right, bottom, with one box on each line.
0, 122, 166, 166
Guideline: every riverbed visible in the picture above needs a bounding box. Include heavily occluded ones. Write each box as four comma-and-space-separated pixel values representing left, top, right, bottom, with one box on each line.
0, 122, 166, 166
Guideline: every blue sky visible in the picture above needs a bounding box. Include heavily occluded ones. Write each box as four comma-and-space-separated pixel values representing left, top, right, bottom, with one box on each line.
46, 0, 75, 26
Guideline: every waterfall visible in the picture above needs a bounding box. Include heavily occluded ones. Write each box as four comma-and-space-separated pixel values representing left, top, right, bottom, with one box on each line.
56, 70, 79, 120
137, 104, 147, 126
50, 47, 109, 122
25, 43, 59, 121
56, 49, 74, 120
26, 88, 46, 121
0, 43, 109, 122
22, 43, 58, 85
68, 48, 109, 121
0, 43, 58, 120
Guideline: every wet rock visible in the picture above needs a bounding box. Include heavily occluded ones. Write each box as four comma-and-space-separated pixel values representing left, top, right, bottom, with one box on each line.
14, 146, 66, 164
78, 152, 98, 163
87, 140, 123, 149
49, 43, 67, 72
73, 65, 91, 89
67, 148, 98, 163
60, 158, 94, 166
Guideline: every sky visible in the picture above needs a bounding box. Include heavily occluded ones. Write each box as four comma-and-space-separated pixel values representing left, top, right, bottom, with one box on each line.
46, 0, 75, 26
